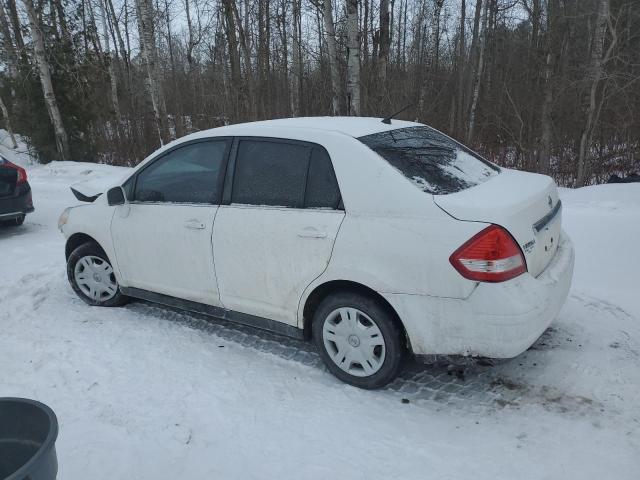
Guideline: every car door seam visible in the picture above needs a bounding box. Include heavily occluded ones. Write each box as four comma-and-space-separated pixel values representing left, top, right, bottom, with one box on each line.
295, 212, 347, 328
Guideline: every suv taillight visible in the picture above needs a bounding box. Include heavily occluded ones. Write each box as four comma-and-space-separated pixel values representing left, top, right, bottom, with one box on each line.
5, 160, 27, 185
449, 225, 526, 283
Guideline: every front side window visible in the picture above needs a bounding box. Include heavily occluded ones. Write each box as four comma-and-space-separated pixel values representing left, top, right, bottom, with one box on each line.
358, 126, 500, 195
134, 140, 229, 204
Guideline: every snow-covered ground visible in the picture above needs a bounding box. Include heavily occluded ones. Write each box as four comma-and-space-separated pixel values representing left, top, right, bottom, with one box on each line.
1, 132, 639, 479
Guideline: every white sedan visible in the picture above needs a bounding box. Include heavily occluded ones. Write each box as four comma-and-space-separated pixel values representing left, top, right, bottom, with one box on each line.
59, 117, 574, 388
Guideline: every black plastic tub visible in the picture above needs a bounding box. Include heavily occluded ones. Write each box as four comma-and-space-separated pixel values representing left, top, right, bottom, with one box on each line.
0, 398, 58, 480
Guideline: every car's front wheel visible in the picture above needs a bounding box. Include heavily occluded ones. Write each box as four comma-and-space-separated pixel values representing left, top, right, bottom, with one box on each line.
312, 292, 405, 389
67, 242, 128, 307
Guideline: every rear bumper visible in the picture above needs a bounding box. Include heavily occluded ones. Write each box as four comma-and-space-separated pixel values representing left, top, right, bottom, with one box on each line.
0, 183, 34, 220
385, 231, 575, 358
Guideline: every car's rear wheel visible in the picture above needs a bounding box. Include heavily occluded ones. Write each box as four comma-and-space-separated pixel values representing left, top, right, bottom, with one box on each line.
67, 242, 128, 307
312, 292, 405, 389
1, 214, 25, 227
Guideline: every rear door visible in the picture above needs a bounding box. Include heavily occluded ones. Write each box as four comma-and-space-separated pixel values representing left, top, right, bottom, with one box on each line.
110, 139, 231, 305
212, 138, 345, 325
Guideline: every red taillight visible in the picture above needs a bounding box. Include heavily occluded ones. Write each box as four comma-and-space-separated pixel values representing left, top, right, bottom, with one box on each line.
5, 160, 27, 184
449, 225, 527, 283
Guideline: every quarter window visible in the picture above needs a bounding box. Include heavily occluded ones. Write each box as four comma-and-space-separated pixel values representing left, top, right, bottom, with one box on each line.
305, 147, 341, 209
134, 140, 229, 204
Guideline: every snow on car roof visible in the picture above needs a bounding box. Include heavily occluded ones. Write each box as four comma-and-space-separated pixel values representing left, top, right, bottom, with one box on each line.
192, 117, 422, 139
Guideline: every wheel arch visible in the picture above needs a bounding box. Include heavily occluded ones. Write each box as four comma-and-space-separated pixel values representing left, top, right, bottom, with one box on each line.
301, 279, 412, 352
65, 233, 105, 260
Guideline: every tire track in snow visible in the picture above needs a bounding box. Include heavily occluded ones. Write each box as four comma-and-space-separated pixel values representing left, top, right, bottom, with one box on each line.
3, 266, 630, 420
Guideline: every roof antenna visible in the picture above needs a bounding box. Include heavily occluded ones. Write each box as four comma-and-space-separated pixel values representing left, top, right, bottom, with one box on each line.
381, 103, 413, 125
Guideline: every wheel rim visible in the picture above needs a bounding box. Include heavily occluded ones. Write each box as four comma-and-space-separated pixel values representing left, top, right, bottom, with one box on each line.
74, 255, 118, 302
322, 307, 386, 377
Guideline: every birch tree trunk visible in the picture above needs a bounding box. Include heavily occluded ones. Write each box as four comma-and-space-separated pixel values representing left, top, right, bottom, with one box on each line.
464, 0, 483, 123
135, 0, 169, 145
322, 0, 341, 115
291, 0, 302, 116
0, 95, 18, 149
0, 1, 18, 79
455, 0, 466, 137
576, 0, 610, 186
230, 0, 256, 119
346, 0, 361, 116
416, 0, 444, 120
378, 0, 390, 85
537, 0, 558, 175
222, 0, 241, 119
107, 0, 129, 68
7, 0, 24, 56
538, 50, 554, 175
466, 0, 487, 144
100, 0, 122, 124
22, 0, 70, 159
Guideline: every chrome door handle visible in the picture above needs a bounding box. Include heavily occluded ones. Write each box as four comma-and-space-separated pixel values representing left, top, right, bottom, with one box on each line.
184, 219, 206, 230
297, 227, 327, 239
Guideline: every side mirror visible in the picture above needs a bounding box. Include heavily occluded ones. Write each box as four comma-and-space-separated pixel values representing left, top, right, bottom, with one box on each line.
107, 186, 126, 206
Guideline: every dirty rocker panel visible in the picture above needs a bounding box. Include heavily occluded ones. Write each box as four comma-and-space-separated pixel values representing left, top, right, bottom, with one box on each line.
120, 287, 305, 339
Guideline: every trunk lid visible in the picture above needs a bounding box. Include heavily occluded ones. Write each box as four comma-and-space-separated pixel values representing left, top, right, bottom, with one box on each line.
434, 168, 562, 277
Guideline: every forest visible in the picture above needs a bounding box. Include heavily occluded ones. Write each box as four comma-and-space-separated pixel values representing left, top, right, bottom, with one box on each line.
0, 0, 638, 186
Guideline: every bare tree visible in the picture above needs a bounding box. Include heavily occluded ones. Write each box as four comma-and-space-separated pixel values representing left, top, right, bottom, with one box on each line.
135, 0, 169, 144
0, 95, 18, 148
378, 0, 390, 85
455, 0, 466, 137
0, 1, 18, 79
346, 0, 361, 115
291, 0, 302, 116
0, 0, 637, 186
320, 0, 342, 115
576, 0, 613, 186
417, 0, 444, 120
22, 0, 70, 159
466, 0, 487, 144
536, 0, 558, 175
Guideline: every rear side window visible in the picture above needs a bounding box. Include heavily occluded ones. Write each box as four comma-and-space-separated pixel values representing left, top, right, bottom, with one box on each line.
231, 140, 341, 209
232, 140, 309, 207
134, 140, 229, 204
358, 126, 499, 195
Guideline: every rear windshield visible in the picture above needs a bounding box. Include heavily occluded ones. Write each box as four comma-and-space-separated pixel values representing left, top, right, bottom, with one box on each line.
358, 126, 499, 195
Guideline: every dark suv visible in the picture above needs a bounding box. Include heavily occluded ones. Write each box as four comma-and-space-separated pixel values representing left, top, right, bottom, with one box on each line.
0, 155, 33, 226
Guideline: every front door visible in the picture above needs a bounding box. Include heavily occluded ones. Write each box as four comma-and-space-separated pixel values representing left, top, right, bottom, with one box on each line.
213, 139, 345, 325
111, 139, 231, 305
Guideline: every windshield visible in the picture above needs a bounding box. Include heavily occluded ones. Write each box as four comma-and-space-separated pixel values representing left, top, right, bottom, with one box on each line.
358, 126, 500, 195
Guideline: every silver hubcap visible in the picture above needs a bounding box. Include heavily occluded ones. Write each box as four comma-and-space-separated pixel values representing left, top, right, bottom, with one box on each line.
74, 255, 118, 302
322, 307, 386, 377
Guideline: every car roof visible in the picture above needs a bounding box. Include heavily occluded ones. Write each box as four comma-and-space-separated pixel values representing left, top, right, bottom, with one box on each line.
189, 116, 422, 140
135, 117, 424, 171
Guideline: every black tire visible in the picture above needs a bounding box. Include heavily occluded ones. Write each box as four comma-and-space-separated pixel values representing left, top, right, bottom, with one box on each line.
1, 215, 25, 227
312, 291, 405, 389
67, 242, 129, 307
